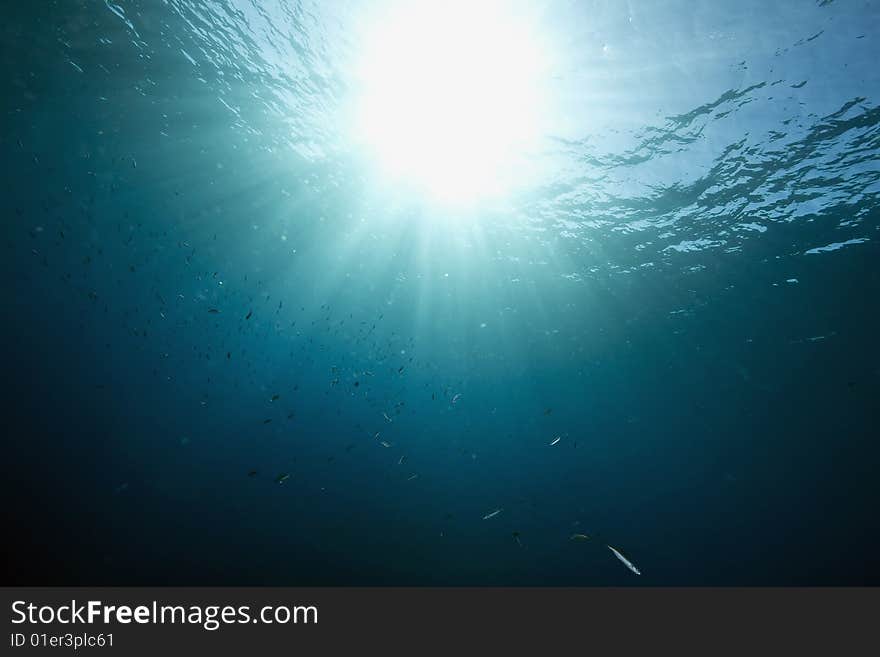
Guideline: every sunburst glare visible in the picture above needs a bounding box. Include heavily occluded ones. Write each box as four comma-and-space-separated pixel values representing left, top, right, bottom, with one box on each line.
351, 1, 553, 205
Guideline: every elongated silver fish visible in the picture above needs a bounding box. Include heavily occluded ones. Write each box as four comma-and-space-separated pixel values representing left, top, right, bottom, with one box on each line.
607, 545, 641, 575
549, 436, 561, 446
482, 508, 503, 520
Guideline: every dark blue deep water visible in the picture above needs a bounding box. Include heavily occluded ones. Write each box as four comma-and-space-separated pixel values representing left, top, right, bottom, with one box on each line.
2, 0, 879, 585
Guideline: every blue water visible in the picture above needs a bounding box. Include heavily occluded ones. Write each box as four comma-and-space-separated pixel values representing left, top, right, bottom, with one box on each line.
2, 0, 878, 585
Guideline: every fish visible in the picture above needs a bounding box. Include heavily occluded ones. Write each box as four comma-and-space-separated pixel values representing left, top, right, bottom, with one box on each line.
451, 393, 462, 405
607, 545, 641, 575
407, 473, 419, 481
208, 308, 220, 314
482, 508, 503, 520
246, 310, 252, 320
570, 533, 591, 541
247, 470, 258, 477
549, 436, 561, 446
275, 473, 290, 484
512, 531, 523, 548
380, 441, 391, 448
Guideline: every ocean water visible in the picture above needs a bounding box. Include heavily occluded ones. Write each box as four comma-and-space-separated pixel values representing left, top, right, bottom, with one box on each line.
1, 0, 878, 585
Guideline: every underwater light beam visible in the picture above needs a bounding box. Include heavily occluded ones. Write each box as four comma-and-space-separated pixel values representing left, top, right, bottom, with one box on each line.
352, 1, 551, 204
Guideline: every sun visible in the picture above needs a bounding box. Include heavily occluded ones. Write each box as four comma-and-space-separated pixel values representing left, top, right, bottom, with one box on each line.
351, 1, 551, 205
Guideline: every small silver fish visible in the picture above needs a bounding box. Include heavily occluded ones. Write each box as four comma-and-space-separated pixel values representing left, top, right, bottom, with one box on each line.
607, 545, 641, 575
482, 508, 503, 520
549, 436, 561, 446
